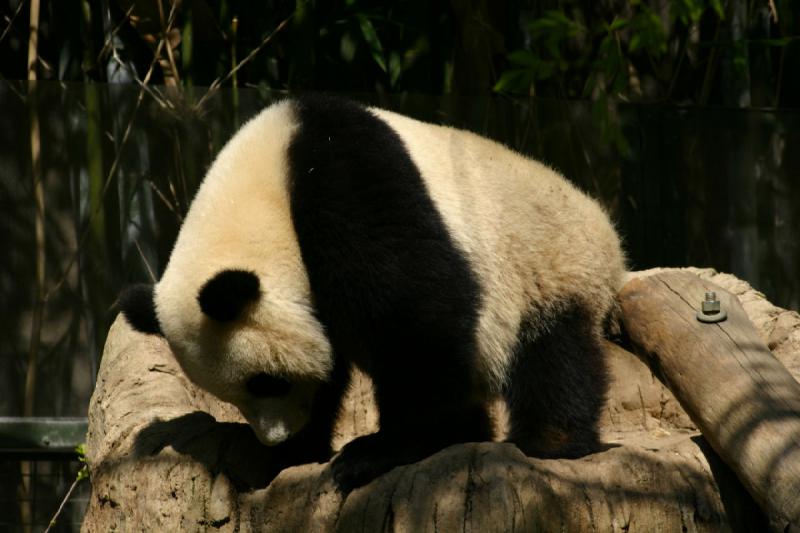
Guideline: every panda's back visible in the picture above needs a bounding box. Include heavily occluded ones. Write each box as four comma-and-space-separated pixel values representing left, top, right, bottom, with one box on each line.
371, 108, 625, 389
199, 97, 624, 392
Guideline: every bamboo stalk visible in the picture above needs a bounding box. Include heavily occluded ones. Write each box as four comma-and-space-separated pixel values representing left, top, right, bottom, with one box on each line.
231, 16, 239, 124
0, 0, 27, 45
22, 2, 42, 531
47, 24, 170, 299
25, 0, 42, 419
181, 3, 193, 87
194, 15, 292, 111
157, 0, 180, 86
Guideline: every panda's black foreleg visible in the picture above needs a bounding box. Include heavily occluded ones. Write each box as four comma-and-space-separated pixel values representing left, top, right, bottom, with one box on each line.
503, 303, 609, 459
331, 373, 492, 492
331, 403, 491, 493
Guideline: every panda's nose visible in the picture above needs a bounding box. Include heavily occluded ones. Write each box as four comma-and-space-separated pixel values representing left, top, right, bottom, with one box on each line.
197, 269, 260, 322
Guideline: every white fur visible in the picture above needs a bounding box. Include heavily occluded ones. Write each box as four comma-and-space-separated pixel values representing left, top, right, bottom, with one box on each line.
153, 99, 625, 442
371, 108, 625, 391
155, 100, 332, 408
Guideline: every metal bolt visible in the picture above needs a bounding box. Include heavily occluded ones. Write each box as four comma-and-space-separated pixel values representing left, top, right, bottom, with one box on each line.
701, 292, 721, 314
697, 291, 727, 323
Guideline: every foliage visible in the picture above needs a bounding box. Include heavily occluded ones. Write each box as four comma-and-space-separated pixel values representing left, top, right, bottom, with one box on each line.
495, 1, 713, 99
75, 443, 90, 482
0, 0, 794, 107
494, 0, 798, 109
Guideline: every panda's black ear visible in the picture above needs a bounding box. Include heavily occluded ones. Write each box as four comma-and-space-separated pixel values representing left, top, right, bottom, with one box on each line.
197, 269, 260, 322
119, 283, 162, 335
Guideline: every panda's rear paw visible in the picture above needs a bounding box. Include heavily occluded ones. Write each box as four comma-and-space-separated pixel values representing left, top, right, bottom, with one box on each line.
330, 433, 393, 493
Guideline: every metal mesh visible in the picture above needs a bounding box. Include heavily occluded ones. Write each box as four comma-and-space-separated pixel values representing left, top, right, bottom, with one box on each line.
0, 457, 89, 532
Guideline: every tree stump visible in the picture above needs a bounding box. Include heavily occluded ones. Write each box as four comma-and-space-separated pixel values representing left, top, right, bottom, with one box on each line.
81, 268, 800, 532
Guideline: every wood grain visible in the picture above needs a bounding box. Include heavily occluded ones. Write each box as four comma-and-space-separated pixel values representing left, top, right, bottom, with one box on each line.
619, 271, 800, 531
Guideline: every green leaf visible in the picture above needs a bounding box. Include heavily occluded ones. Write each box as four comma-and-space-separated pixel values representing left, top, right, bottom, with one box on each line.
582, 71, 598, 98
504, 50, 558, 81
389, 51, 402, 87
629, 34, 642, 53
340, 32, 357, 63
507, 50, 540, 67
671, 0, 705, 25
357, 15, 387, 72
629, 7, 667, 55
709, 0, 725, 19
594, 33, 627, 93
529, 10, 585, 42
607, 17, 629, 32
75, 443, 90, 481
732, 42, 748, 74
493, 69, 534, 93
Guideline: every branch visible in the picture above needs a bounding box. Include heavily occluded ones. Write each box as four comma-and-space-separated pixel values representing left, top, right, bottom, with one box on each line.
193, 15, 293, 112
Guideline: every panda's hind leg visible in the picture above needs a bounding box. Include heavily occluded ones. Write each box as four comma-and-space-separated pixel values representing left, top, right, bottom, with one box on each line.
503, 302, 608, 458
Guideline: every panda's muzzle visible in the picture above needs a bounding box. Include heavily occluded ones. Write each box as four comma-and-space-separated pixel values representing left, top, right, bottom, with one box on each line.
197, 269, 261, 322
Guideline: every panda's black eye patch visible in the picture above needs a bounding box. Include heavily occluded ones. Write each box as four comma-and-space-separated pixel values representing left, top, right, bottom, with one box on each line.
198, 269, 260, 322
245, 373, 293, 398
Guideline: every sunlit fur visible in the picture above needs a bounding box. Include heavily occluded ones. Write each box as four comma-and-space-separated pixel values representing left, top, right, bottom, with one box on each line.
148, 97, 625, 452
154, 101, 332, 409
371, 108, 625, 391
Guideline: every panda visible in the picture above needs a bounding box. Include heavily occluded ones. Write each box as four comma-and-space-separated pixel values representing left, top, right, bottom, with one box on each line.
120, 94, 625, 492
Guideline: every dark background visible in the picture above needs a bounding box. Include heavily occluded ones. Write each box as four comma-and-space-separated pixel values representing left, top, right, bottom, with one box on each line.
1, 2, 798, 529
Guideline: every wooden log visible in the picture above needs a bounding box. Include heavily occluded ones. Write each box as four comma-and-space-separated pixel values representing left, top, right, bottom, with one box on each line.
86, 267, 800, 532
84, 316, 767, 532
618, 271, 800, 531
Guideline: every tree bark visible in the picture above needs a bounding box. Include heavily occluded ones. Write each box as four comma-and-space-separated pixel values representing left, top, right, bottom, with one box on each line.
82, 268, 800, 532
618, 271, 800, 531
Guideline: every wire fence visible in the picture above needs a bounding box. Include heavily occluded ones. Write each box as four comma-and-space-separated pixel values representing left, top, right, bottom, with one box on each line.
0, 418, 89, 532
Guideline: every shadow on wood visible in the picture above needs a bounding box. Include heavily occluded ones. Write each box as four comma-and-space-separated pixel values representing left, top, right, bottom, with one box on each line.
619, 271, 800, 531
82, 268, 800, 532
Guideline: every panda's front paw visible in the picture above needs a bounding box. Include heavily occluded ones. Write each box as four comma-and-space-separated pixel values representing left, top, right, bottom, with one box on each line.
330, 433, 393, 493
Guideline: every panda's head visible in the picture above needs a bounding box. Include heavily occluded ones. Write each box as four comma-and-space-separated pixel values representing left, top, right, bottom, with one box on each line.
119, 266, 331, 446
118, 101, 333, 446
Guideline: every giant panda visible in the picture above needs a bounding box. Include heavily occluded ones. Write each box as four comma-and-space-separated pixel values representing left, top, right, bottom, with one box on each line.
120, 94, 626, 492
